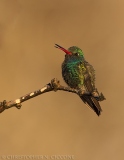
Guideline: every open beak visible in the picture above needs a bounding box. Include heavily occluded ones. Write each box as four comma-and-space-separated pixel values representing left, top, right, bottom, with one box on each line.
55, 44, 71, 55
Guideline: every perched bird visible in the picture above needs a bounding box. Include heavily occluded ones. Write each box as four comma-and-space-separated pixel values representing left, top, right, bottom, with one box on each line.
55, 44, 105, 116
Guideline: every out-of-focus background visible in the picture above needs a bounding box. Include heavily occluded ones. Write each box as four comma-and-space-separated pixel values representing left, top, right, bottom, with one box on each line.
0, 0, 123, 159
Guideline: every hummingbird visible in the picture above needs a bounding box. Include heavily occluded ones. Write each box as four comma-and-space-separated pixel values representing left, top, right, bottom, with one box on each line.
55, 44, 105, 116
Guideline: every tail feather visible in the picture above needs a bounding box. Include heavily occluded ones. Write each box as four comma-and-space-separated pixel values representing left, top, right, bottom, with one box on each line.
79, 95, 102, 116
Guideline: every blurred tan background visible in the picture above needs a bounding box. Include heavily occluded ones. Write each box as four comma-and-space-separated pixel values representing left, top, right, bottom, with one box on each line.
0, 0, 124, 159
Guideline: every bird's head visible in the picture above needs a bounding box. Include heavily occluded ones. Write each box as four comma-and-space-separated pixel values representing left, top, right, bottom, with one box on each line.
68, 46, 84, 57
55, 44, 84, 58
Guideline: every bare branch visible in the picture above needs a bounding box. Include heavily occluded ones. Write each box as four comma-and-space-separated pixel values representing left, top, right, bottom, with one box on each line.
0, 78, 105, 113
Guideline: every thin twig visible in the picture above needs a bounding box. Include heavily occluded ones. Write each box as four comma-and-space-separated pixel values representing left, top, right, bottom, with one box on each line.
0, 78, 105, 113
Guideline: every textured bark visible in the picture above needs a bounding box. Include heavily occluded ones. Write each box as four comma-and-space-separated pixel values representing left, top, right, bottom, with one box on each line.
0, 78, 105, 113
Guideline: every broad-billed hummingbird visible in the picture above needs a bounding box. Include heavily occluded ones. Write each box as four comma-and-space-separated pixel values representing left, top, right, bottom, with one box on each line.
55, 44, 105, 116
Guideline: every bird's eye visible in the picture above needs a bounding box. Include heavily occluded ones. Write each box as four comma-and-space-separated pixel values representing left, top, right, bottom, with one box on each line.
75, 53, 79, 56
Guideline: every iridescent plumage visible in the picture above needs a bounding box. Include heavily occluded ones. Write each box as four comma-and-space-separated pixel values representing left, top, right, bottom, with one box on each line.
55, 44, 102, 116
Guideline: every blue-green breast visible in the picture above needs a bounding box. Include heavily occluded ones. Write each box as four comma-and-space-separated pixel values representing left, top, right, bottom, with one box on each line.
62, 55, 86, 89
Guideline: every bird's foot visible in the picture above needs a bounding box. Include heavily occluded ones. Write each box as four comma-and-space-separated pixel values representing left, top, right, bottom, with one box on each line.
92, 89, 106, 101
91, 90, 99, 98
78, 89, 90, 95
